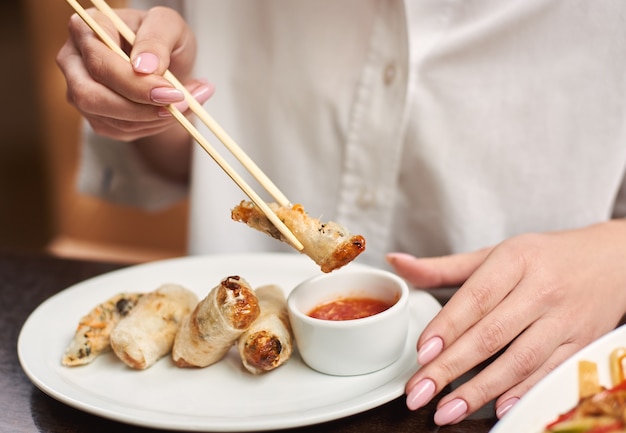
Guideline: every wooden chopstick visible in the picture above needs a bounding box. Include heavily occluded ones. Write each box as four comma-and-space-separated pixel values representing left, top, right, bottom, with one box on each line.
65, 0, 304, 251
89, 0, 291, 209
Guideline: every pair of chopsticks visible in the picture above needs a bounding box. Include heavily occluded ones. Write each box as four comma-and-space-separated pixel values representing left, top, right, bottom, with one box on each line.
65, 0, 304, 251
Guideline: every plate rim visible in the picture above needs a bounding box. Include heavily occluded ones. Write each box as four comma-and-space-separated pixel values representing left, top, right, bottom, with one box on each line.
18, 252, 442, 431
489, 324, 626, 433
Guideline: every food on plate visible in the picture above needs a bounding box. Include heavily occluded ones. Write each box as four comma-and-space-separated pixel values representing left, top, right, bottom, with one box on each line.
543, 347, 626, 433
231, 201, 366, 273
237, 285, 293, 374
63, 275, 299, 374
62, 292, 143, 366
110, 284, 198, 370
172, 276, 260, 368
609, 347, 626, 386
577, 360, 602, 399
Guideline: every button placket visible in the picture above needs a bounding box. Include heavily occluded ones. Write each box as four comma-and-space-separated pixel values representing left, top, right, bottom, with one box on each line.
357, 187, 377, 209
336, 0, 410, 260
383, 62, 397, 86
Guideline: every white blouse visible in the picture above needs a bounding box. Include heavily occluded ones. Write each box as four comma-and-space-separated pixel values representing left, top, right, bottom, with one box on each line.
79, 0, 626, 269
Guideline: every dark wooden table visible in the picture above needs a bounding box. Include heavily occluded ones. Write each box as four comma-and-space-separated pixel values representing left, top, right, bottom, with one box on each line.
1, 248, 498, 433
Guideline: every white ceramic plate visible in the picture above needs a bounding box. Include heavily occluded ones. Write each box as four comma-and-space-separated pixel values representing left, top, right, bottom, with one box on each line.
489, 324, 626, 433
18, 253, 441, 432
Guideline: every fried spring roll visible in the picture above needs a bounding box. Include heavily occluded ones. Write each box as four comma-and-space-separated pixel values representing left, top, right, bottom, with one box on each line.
110, 284, 198, 370
172, 276, 260, 368
62, 292, 142, 366
237, 285, 293, 374
231, 201, 366, 273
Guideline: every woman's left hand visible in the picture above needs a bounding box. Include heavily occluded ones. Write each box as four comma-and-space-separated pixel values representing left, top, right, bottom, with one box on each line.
387, 219, 626, 425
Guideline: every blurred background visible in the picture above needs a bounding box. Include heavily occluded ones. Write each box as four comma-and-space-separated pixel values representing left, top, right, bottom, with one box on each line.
0, 0, 188, 264
1, 1, 49, 251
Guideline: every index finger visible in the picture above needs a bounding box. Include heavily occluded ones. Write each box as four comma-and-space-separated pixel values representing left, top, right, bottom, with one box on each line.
417, 242, 525, 353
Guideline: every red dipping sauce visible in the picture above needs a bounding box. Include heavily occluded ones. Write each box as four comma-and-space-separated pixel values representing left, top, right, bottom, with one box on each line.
308, 297, 393, 321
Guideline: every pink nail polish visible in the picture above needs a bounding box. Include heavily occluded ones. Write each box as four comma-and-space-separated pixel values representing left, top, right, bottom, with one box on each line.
151, 87, 185, 104
191, 84, 214, 104
157, 107, 172, 118
434, 398, 468, 425
386, 252, 416, 265
133, 52, 160, 74
496, 397, 519, 419
170, 100, 190, 114
418, 337, 443, 365
406, 378, 436, 410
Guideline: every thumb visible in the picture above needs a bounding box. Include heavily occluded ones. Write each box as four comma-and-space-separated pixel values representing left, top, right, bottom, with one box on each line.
386, 247, 493, 288
128, 7, 195, 78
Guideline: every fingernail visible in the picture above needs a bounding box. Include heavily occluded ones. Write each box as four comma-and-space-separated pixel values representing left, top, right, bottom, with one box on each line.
386, 252, 416, 266
191, 83, 214, 104
418, 337, 443, 365
157, 84, 213, 116
157, 107, 172, 118
157, 100, 186, 117
133, 52, 160, 74
496, 397, 519, 419
434, 398, 468, 425
406, 378, 436, 410
151, 87, 185, 104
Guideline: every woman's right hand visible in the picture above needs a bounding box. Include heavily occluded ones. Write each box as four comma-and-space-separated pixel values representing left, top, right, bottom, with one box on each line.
56, 6, 214, 143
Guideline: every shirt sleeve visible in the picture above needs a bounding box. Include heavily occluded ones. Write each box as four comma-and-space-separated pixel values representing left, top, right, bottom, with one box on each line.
76, 122, 188, 212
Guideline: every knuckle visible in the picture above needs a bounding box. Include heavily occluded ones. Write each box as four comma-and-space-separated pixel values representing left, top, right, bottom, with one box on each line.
471, 381, 495, 407
538, 358, 560, 378
434, 315, 461, 343
67, 13, 84, 35
88, 117, 129, 141
475, 320, 507, 355
508, 344, 542, 380
67, 81, 98, 113
428, 352, 464, 386
466, 283, 494, 318
88, 118, 114, 138
150, 6, 184, 23
84, 52, 108, 83
532, 281, 563, 306
494, 232, 540, 268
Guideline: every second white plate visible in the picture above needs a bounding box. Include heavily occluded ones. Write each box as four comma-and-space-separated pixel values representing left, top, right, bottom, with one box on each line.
490, 324, 626, 433
18, 253, 442, 431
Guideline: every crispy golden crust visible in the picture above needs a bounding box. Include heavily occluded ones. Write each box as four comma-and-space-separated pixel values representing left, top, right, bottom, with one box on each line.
240, 330, 283, 371
172, 276, 260, 368
237, 285, 293, 374
109, 284, 198, 370
62, 292, 142, 367
231, 201, 366, 273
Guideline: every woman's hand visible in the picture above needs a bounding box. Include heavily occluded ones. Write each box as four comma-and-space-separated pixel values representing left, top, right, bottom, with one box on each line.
387, 219, 626, 425
56, 6, 214, 180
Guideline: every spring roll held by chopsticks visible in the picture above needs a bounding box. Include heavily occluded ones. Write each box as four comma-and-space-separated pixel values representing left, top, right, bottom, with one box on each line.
237, 285, 293, 374
172, 276, 260, 368
110, 284, 198, 370
231, 201, 366, 273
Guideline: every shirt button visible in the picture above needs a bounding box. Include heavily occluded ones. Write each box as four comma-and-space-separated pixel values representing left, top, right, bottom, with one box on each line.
383, 63, 396, 86
357, 188, 377, 208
